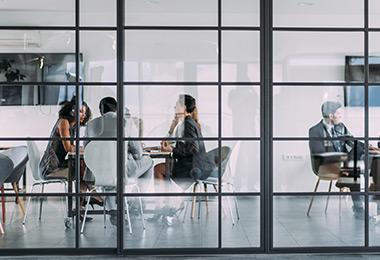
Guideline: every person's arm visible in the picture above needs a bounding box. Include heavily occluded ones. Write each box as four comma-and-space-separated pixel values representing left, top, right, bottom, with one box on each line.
171, 119, 199, 159
57, 119, 75, 153
309, 127, 326, 154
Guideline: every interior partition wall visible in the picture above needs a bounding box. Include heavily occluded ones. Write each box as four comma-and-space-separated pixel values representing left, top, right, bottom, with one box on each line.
0, 0, 379, 256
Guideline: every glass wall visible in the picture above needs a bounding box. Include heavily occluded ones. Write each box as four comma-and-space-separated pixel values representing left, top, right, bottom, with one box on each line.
2, 0, 380, 256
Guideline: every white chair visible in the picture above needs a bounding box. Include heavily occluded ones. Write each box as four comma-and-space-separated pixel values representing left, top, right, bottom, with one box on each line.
23, 141, 68, 225
81, 140, 145, 234
184, 143, 241, 225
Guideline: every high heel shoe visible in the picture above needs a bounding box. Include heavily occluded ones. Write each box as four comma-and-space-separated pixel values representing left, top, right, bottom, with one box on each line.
83, 198, 104, 209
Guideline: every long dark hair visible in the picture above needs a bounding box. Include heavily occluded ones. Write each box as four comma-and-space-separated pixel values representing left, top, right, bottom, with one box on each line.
58, 97, 92, 126
179, 94, 200, 129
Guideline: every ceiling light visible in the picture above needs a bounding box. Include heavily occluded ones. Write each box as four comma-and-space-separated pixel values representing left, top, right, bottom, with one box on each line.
298, 2, 315, 7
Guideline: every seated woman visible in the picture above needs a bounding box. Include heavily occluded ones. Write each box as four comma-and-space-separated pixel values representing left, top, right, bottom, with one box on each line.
39, 97, 95, 195
155, 94, 215, 188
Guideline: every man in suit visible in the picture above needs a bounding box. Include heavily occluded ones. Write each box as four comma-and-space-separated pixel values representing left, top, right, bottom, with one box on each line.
85, 97, 153, 225
309, 101, 368, 218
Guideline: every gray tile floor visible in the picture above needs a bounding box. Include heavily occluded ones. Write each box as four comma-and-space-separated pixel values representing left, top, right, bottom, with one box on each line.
2, 195, 380, 250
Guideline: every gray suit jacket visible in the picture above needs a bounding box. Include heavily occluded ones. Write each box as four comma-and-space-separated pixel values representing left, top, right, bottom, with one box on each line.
85, 112, 150, 177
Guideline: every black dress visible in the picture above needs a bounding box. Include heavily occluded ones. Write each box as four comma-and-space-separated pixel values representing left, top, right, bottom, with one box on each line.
171, 116, 215, 184
40, 120, 74, 177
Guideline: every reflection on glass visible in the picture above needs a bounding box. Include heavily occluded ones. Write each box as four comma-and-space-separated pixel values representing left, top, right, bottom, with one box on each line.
273, 0, 363, 28
80, 31, 116, 82
369, 34, 380, 83
80, 0, 116, 26
124, 31, 218, 82
368, 86, 380, 137
222, 86, 259, 137
125, 0, 217, 26
80, 195, 116, 248
124, 196, 218, 248
273, 32, 363, 82
2, 196, 76, 248
222, 0, 259, 26
370, 0, 380, 28
222, 196, 260, 247
0, 0, 74, 26
221, 141, 260, 192
274, 196, 364, 247
273, 140, 366, 193
273, 86, 364, 137
124, 86, 218, 138
222, 31, 260, 82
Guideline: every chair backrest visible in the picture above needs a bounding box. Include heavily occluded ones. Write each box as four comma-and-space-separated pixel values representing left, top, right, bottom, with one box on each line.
27, 141, 42, 181
84, 140, 117, 187
2, 146, 29, 183
0, 153, 14, 185
207, 146, 232, 177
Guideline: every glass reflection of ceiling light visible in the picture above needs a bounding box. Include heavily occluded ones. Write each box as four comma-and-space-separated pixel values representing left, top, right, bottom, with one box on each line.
147, 0, 160, 4
112, 38, 116, 51
298, 2, 315, 7
66, 33, 71, 45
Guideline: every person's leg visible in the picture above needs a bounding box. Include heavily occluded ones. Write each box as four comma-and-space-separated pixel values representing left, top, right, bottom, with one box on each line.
154, 163, 166, 180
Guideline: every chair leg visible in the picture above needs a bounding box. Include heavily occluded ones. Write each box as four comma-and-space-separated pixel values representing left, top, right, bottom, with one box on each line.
191, 183, 197, 219
1, 185, 5, 224
80, 194, 92, 234
103, 195, 107, 229
135, 185, 145, 230
38, 184, 45, 220
229, 184, 240, 220
339, 188, 342, 218
325, 180, 333, 214
198, 183, 202, 220
226, 196, 236, 225
63, 182, 68, 216
23, 184, 38, 225
125, 197, 133, 234
204, 183, 209, 214
12, 182, 25, 216
307, 178, 320, 216
0, 222, 4, 234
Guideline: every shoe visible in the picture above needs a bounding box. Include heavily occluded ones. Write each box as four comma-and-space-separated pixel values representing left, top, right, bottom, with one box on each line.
79, 215, 93, 222
83, 198, 104, 209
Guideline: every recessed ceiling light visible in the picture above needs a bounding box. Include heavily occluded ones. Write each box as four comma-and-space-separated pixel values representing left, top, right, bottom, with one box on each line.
298, 2, 315, 7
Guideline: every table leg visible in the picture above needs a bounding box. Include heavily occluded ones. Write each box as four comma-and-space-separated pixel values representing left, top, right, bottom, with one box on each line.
1, 186, 5, 224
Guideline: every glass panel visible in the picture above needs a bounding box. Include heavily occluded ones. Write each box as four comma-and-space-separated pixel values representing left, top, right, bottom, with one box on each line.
125, 0, 217, 26
273, 86, 365, 138
369, 85, 380, 137
222, 85, 259, 137
138, 141, 218, 193
0, 31, 76, 84
124, 86, 218, 138
0, 0, 74, 26
222, 31, 260, 82
369, 195, 380, 246
273, 141, 365, 193
369, 33, 380, 83
222, 0, 259, 27
1, 196, 75, 248
274, 0, 364, 28
80, 0, 116, 26
79, 195, 117, 248
222, 141, 260, 192
124, 31, 218, 82
124, 196, 218, 248
370, 0, 380, 28
273, 32, 363, 82
80, 31, 117, 82
0, 88, 106, 138
222, 196, 260, 247
274, 196, 365, 247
